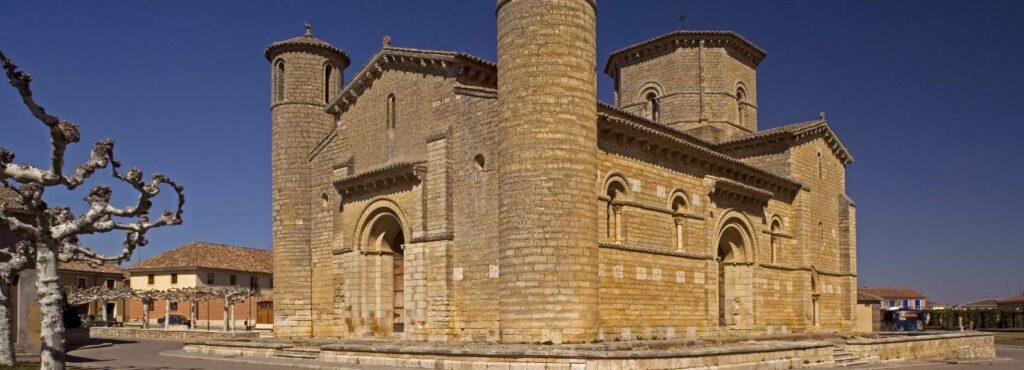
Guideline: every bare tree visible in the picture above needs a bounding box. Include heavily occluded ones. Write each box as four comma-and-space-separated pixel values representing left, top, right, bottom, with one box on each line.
0, 241, 31, 365
63, 285, 104, 306
64, 285, 132, 324
130, 289, 165, 330
169, 287, 213, 330
208, 286, 260, 332
0, 51, 185, 370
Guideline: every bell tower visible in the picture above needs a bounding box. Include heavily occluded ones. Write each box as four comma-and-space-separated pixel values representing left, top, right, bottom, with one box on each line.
605, 31, 767, 142
265, 24, 349, 338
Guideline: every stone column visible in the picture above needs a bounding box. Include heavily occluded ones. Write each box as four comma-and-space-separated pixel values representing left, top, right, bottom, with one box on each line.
496, 0, 599, 343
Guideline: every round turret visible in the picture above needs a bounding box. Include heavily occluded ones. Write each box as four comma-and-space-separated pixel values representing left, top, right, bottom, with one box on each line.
267, 24, 348, 339
496, 0, 599, 344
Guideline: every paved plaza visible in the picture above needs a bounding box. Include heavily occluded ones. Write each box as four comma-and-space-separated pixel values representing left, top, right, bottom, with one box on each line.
61, 337, 1023, 370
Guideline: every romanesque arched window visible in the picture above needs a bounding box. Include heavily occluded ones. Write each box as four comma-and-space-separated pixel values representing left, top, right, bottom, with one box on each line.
670, 192, 688, 251
274, 60, 285, 102
324, 64, 334, 104
646, 91, 660, 122
605, 178, 628, 243
736, 87, 747, 126
387, 94, 396, 129
770, 218, 782, 263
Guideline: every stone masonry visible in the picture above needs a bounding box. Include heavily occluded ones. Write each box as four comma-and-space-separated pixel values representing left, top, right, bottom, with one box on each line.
268, 0, 858, 343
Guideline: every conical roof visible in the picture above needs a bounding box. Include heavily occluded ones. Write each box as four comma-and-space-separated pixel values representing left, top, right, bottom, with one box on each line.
265, 23, 349, 65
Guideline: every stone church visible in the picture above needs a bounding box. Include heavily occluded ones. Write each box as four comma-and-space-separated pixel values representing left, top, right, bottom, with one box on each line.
268, 0, 856, 343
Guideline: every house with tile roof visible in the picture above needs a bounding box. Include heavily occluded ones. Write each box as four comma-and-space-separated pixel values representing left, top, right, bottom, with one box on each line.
855, 289, 883, 332
860, 288, 928, 310
997, 293, 1024, 329
125, 242, 274, 329
958, 297, 998, 310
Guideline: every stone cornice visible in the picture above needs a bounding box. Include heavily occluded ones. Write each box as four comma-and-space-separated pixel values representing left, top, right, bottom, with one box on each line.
608, 199, 704, 220
716, 118, 854, 166
707, 176, 774, 204
333, 160, 427, 196
597, 104, 802, 201
325, 47, 496, 115
409, 231, 454, 244
758, 263, 856, 277
605, 30, 767, 79
599, 242, 714, 261
453, 85, 497, 99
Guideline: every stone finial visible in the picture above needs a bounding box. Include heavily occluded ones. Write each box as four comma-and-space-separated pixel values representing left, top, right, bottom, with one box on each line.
382, 35, 392, 47
819, 111, 826, 120
304, 22, 312, 37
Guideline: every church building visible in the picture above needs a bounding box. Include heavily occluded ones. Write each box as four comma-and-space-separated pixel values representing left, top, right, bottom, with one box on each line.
268, 0, 856, 343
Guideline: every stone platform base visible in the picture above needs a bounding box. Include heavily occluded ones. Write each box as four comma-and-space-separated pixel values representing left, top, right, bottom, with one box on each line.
182, 332, 994, 370
92, 327, 260, 341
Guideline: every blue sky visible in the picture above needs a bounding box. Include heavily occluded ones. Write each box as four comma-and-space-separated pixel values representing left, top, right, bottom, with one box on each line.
1, 1, 1022, 305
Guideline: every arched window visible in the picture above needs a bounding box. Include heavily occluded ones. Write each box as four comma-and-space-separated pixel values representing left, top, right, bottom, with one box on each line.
387, 94, 396, 129
646, 91, 660, 122
770, 218, 782, 263
670, 192, 688, 251
605, 179, 627, 242
274, 60, 285, 102
736, 87, 747, 126
324, 64, 334, 104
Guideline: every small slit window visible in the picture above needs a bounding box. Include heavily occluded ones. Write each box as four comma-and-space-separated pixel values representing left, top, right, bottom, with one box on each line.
387, 94, 396, 129
736, 87, 747, 126
324, 64, 333, 104
274, 60, 286, 102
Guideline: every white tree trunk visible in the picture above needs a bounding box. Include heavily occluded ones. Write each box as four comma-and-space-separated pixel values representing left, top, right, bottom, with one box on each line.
142, 301, 150, 329
164, 301, 170, 330
36, 246, 66, 370
229, 304, 235, 332
189, 301, 195, 330
101, 301, 108, 323
0, 280, 16, 366
222, 303, 228, 332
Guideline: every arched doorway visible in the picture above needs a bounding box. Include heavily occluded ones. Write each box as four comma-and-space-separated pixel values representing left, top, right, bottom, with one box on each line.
717, 221, 752, 328
365, 210, 406, 334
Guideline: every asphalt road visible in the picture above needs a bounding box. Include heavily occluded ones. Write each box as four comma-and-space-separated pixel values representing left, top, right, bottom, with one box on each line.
67, 338, 286, 370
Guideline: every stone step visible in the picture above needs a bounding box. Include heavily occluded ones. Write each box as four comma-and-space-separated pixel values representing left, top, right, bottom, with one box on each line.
834, 359, 869, 367
275, 347, 321, 360
275, 351, 320, 360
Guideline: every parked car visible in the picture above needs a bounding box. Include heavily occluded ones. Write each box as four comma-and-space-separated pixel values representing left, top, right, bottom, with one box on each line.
157, 314, 191, 327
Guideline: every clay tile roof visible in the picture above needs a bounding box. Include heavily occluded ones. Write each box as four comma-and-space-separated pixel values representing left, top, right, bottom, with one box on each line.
325, 46, 497, 115
857, 289, 882, 303
128, 242, 271, 274
0, 187, 29, 213
60, 260, 125, 275
960, 298, 999, 307
264, 25, 350, 66
1000, 294, 1024, 304
860, 288, 927, 299
605, 30, 767, 77
715, 117, 854, 166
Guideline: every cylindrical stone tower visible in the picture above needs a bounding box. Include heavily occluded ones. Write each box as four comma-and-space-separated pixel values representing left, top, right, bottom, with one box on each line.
496, 0, 599, 343
265, 24, 349, 338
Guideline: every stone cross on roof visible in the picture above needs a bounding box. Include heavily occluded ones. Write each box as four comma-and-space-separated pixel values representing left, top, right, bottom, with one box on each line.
304, 22, 312, 37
